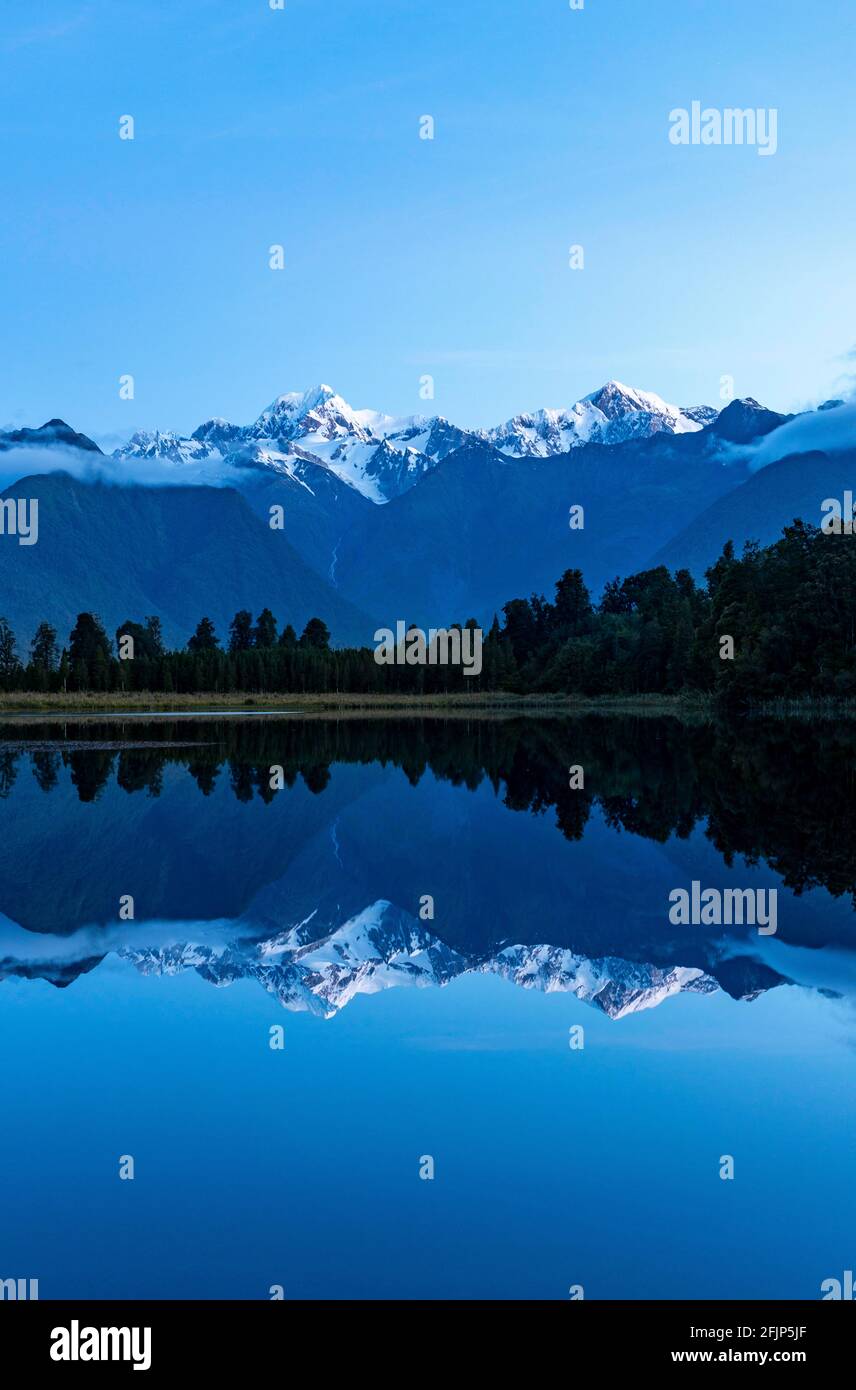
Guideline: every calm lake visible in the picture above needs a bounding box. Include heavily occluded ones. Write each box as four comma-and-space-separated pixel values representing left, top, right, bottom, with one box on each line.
1, 713, 854, 1300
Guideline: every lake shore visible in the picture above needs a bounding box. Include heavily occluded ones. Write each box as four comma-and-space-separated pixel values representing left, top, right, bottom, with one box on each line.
1, 689, 854, 721
0, 689, 713, 719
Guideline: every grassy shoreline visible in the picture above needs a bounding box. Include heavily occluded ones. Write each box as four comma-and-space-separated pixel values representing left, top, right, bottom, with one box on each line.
1, 689, 854, 721
0, 690, 714, 718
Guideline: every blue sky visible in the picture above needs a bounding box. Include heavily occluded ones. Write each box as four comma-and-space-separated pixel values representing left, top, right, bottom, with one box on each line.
2, 0, 855, 443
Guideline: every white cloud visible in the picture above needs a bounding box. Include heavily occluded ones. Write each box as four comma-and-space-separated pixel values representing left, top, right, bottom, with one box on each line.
0, 443, 244, 492
749, 401, 856, 470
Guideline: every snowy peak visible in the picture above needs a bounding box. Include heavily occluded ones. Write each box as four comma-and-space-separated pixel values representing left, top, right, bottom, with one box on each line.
113, 429, 220, 465
488, 945, 717, 1019
250, 383, 372, 445
381, 414, 471, 462
486, 380, 709, 457
584, 379, 671, 420
191, 417, 244, 451
682, 404, 720, 427
581, 379, 706, 439
484, 399, 603, 457
244, 384, 456, 502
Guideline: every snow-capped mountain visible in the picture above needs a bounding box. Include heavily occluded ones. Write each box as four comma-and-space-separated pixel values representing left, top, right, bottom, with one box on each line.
112, 385, 457, 504
191, 417, 245, 452
380, 413, 471, 462
487, 945, 718, 1020
244, 384, 460, 503
682, 404, 720, 427
0, 898, 739, 1019
113, 429, 221, 466
227, 441, 332, 492
112, 380, 720, 504
483, 381, 708, 457
586, 380, 703, 436
249, 383, 368, 445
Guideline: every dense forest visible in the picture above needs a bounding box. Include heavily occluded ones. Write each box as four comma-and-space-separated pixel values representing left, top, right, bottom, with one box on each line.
0, 521, 853, 702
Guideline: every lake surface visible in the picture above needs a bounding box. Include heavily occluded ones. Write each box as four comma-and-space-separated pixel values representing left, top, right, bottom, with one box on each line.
1, 713, 854, 1300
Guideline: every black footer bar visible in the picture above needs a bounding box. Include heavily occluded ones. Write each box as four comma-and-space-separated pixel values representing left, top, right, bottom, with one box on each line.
1, 1298, 848, 1374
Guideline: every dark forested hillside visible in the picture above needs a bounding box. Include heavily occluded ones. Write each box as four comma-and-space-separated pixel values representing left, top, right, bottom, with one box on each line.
1, 520, 854, 704
0, 471, 373, 648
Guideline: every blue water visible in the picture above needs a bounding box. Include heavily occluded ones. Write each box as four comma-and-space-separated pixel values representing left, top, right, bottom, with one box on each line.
0, 716, 854, 1300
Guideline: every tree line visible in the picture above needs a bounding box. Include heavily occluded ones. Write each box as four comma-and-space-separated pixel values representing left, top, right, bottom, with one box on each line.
0, 521, 853, 701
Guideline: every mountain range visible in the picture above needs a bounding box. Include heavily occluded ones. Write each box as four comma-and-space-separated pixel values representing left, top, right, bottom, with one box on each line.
112, 379, 718, 502
1, 380, 852, 647
0, 899, 742, 1019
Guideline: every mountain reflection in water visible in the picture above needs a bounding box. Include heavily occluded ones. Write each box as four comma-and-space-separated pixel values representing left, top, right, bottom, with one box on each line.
1, 714, 854, 1020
